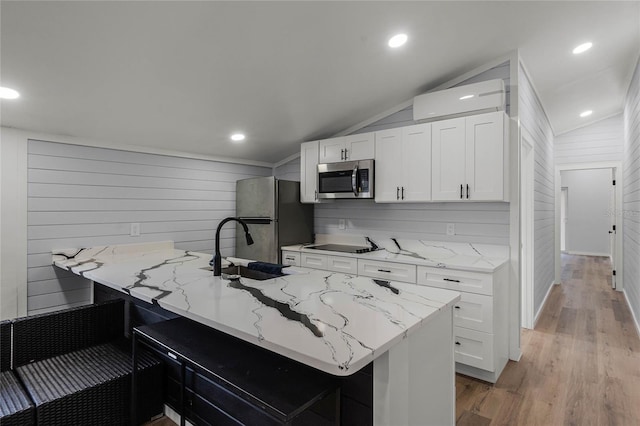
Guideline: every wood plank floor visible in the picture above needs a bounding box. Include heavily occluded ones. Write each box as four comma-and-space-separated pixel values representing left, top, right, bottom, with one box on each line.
456, 254, 640, 425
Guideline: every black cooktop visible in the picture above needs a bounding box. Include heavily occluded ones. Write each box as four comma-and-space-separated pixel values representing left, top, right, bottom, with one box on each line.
308, 244, 375, 254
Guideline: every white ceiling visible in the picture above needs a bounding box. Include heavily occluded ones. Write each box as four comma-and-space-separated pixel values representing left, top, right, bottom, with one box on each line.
1, 1, 639, 164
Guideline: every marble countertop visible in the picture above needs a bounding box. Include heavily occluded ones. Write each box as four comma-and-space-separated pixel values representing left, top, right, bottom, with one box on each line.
53, 241, 460, 376
282, 238, 509, 272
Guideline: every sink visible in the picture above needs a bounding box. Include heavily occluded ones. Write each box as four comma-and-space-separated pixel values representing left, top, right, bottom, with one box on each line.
199, 265, 283, 281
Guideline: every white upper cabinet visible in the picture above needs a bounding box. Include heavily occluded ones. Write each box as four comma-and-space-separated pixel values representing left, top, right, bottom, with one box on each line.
300, 140, 319, 203
318, 133, 375, 163
375, 123, 431, 203
465, 112, 506, 201
432, 112, 508, 202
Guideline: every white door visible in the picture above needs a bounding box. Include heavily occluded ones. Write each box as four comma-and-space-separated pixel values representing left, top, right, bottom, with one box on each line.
318, 137, 345, 163
402, 123, 432, 202
344, 133, 375, 161
610, 168, 616, 289
300, 141, 319, 203
561, 187, 568, 251
432, 117, 466, 201
466, 112, 504, 201
375, 128, 403, 202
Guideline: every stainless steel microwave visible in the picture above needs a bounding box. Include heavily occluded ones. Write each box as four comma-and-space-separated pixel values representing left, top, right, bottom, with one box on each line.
317, 159, 374, 199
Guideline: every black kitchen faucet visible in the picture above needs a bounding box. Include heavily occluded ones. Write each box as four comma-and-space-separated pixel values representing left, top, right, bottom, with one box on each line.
211, 217, 254, 276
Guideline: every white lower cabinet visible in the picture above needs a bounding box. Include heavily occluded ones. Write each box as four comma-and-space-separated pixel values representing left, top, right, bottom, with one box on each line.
301, 253, 328, 270
418, 264, 508, 383
327, 256, 358, 274
283, 248, 508, 383
282, 251, 300, 266
453, 327, 494, 371
357, 259, 416, 283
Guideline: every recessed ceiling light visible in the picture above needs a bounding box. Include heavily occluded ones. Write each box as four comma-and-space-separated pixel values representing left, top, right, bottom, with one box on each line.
230, 133, 245, 142
388, 34, 408, 48
0, 86, 20, 99
579, 110, 593, 118
459, 95, 474, 100
572, 42, 592, 54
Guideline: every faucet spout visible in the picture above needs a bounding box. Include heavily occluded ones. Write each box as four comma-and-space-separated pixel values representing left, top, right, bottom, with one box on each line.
212, 217, 254, 276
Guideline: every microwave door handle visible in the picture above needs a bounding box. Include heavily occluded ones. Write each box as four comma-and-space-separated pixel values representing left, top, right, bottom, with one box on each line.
352, 164, 359, 197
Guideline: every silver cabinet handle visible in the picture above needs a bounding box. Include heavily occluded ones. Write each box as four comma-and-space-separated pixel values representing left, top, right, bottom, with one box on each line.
397, 187, 400, 200
377, 269, 391, 273
401, 187, 405, 200
466, 184, 470, 199
443, 278, 461, 283
460, 184, 463, 199
340, 149, 344, 160
344, 148, 348, 160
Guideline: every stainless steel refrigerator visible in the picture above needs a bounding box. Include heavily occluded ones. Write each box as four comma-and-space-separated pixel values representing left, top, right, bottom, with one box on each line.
235, 176, 314, 263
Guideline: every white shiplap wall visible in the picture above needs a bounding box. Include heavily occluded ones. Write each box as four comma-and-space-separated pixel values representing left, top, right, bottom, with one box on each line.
555, 114, 624, 165
27, 140, 271, 315
623, 58, 640, 331
314, 61, 511, 246
273, 158, 301, 182
518, 64, 556, 315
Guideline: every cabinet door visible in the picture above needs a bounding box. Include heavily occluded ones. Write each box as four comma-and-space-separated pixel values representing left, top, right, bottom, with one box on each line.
466, 112, 504, 201
402, 123, 431, 202
374, 129, 403, 202
344, 133, 375, 161
300, 141, 319, 203
318, 137, 345, 163
432, 118, 466, 201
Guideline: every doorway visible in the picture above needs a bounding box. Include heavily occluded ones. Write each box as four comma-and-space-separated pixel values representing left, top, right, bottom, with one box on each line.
554, 163, 622, 291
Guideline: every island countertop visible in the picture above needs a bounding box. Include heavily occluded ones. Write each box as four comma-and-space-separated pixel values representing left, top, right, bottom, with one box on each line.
53, 241, 460, 376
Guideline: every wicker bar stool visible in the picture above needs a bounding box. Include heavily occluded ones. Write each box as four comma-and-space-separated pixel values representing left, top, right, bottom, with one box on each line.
0, 320, 35, 425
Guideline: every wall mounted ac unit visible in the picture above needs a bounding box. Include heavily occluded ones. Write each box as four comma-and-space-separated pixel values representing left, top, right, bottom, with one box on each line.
413, 79, 505, 122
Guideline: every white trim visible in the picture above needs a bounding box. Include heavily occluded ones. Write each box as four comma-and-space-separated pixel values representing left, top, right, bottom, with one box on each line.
335, 51, 516, 137
623, 289, 640, 339
534, 281, 557, 327
273, 151, 300, 169
7, 127, 273, 168
566, 251, 610, 257
520, 134, 534, 330
554, 162, 624, 292
622, 53, 640, 102
554, 111, 624, 137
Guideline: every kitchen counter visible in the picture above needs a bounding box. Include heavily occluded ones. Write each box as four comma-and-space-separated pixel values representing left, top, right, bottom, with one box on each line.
54, 240, 460, 424
282, 238, 509, 272
53, 241, 459, 376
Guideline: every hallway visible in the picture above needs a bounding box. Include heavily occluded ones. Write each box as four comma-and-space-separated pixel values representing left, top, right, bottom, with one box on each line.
456, 254, 640, 425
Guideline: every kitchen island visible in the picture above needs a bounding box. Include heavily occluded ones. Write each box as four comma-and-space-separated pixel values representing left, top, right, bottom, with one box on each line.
54, 241, 461, 425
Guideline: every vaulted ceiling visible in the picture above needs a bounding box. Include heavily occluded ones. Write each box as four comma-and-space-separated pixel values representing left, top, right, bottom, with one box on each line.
2, 1, 639, 163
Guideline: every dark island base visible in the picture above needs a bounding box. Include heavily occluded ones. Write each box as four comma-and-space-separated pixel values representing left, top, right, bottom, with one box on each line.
95, 283, 373, 425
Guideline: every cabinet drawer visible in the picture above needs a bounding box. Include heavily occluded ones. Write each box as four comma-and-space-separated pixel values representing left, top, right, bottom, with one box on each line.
453, 293, 493, 333
417, 266, 493, 295
282, 251, 300, 267
454, 327, 494, 371
327, 256, 358, 274
301, 253, 328, 270
357, 260, 416, 283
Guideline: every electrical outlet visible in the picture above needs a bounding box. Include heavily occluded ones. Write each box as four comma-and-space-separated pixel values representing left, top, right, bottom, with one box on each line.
446, 223, 455, 236
338, 219, 346, 230
130, 223, 141, 237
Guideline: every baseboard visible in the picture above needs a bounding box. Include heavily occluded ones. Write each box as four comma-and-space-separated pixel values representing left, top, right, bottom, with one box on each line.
534, 280, 557, 327
567, 250, 610, 257
623, 289, 640, 339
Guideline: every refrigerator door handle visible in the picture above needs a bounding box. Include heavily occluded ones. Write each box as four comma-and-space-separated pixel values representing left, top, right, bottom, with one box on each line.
237, 218, 272, 224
